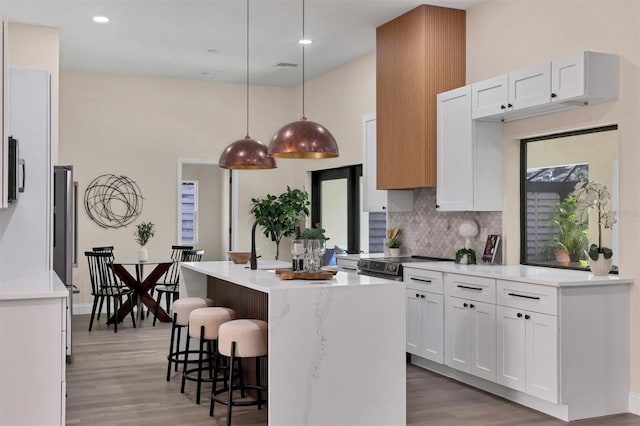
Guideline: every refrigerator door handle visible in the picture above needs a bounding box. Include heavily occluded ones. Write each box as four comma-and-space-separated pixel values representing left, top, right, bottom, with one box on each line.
18, 159, 25, 192
73, 181, 78, 267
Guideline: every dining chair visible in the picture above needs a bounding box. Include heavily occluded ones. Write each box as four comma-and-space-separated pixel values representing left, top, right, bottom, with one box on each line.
90, 246, 126, 319
153, 248, 204, 326
86, 251, 136, 333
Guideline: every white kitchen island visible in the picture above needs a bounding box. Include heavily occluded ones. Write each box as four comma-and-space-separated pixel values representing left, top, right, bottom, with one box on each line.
180, 261, 406, 426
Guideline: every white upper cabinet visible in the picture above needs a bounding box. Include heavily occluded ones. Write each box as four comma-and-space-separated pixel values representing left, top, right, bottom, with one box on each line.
362, 113, 386, 212
471, 75, 508, 119
551, 51, 619, 103
508, 62, 551, 111
471, 51, 618, 122
0, 20, 7, 209
437, 85, 503, 211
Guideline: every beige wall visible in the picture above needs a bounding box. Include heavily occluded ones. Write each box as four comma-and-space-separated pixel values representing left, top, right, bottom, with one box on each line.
182, 163, 225, 261
60, 71, 296, 304
8, 23, 59, 162
467, 0, 640, 393
61, 53, 377, 304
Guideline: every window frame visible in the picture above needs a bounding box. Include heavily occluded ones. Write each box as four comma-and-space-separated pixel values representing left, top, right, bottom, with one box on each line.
179, 179, 198, 245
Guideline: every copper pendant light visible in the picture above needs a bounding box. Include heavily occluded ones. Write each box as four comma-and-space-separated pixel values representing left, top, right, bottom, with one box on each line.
268, 0, 339, 159
219, 0, 276, 170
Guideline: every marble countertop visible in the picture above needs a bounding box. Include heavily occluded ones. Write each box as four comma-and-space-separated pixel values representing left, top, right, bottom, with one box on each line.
181, 260, 402, 294
404, 261, 633, 287
0, 270, 68, 300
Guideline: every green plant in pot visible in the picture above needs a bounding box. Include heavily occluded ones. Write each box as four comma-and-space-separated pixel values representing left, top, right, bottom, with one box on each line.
571, 180, 617, 275
250, 186, 310, 260
299, 223, 328, 241
134, 221, 155, 261
549, 195, 588, 265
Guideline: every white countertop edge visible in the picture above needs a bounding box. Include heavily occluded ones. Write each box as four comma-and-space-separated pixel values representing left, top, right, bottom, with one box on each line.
181, 260, 403, 293
0, 270, 68, 300
403, 261, 633, 287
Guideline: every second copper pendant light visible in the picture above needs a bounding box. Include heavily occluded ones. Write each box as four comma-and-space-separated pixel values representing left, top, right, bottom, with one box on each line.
268, 0, 339, 159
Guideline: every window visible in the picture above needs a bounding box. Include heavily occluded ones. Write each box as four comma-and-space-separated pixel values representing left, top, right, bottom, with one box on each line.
311, 165, 386, 254
520, 125, 618, 272
180, 180, 198, 244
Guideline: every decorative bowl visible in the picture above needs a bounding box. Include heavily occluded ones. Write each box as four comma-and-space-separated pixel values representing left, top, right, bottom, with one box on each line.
228, 251, 251, 264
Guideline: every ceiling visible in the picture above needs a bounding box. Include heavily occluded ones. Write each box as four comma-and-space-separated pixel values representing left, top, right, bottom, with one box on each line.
0, 0, 479, 87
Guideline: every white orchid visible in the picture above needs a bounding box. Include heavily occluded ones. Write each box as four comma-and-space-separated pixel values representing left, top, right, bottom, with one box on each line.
571, 180, 616, 260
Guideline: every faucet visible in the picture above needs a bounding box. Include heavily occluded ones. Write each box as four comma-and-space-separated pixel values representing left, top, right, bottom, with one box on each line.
251, 216, 277, 270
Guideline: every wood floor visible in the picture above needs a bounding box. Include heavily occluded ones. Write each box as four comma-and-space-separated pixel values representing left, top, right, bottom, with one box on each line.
67, 314, 640, 426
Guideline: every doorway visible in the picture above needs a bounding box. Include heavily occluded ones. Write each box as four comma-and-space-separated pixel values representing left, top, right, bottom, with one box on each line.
177, 159, 230, 261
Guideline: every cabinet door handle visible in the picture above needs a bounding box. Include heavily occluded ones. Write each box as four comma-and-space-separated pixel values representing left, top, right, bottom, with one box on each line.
457, 285, 483, 291
411, 277, 432, 283
420, 294, 425, 299
517, 312, 523, 318
463, 303, 468, 308
508, 292, 540, 300
435, 204, 440, 209
507, 103, 513, 108
525, 314, 531, 320
469, 304, 475, 309
342, 267, 357, 271
500, 104, 506, 110
551, 93, 557, 98
416, 293, 420, 298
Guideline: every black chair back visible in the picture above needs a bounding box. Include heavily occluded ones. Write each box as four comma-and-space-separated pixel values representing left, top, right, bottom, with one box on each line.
85, 251, 115, 295
92, 246, 114, 253
162, 245, 194, 285
182, 249, 204, 262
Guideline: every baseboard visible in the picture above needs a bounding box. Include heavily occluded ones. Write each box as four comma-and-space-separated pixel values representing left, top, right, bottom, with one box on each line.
73, 303, 93, 315
630, 392, 640, 416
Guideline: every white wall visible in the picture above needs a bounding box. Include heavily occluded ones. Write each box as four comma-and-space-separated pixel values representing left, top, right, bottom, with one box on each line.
467, 0, 640, 395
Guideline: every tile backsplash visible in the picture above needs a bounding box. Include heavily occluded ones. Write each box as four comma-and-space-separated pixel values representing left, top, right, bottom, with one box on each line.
387, 188, 503, 262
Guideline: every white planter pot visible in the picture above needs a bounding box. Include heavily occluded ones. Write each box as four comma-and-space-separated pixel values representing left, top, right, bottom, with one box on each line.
138, 246, 148, 262
589, 253, 613, 276
389, 248, 400, 257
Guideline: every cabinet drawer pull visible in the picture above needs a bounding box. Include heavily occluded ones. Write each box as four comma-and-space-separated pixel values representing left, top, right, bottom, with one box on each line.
342, 267, 357, 271
457, 285, 483, 291
410, 277, 432, 283
416, 293, 420, 298
508, 292, 540, 300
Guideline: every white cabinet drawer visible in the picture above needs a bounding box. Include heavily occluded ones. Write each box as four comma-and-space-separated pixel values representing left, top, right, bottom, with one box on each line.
404, 268, 443, 294
497, 280, 557, 316
336, 257, 358, 273
445, 274, 495, 303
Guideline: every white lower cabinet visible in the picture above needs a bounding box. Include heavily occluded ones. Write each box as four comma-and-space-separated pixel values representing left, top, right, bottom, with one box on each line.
336, 257, 358, 273
405, 268, 444, 363
444, 296, 496, 382
497, 305, 558, 403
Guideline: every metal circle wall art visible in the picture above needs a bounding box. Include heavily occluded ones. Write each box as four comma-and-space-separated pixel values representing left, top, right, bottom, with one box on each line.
84, 174, 144, 229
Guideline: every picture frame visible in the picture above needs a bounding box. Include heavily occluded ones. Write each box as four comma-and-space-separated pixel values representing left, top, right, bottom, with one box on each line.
482, 234, 500, 263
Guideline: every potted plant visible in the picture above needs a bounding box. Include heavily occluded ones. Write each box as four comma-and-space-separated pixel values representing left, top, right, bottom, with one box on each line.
250, 186, 310, 260
571, 180, 617, 275
386, 228, 401, 256
134, 221, 155, 261
549, 195, 589, 265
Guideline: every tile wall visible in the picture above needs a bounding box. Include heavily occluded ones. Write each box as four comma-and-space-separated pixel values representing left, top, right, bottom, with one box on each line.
387, 188, 503, 262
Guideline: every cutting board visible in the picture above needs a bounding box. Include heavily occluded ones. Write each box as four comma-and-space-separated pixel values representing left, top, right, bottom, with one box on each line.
275, 268, 337, 280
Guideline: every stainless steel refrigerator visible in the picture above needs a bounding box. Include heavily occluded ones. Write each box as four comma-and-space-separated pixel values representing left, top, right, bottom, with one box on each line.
53, 165, 77, 361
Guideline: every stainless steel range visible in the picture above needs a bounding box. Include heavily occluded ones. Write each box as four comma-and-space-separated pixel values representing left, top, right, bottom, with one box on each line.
357, 256, 452, 281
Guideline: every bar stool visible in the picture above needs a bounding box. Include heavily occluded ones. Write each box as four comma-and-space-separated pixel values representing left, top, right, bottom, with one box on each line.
181, 307, 237, 404
210, 319, 268, 425
165, 297, 213, 381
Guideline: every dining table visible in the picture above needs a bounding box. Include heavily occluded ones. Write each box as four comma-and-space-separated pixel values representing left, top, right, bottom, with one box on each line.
107, 258, 174, 326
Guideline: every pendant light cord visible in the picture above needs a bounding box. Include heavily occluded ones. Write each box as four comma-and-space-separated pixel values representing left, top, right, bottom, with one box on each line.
301, 0, 306, 119
246, 0, 250, 137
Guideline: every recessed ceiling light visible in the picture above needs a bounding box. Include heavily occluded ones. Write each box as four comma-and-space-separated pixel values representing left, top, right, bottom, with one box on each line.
298, 39, 312, 45
92, 16, 110, 23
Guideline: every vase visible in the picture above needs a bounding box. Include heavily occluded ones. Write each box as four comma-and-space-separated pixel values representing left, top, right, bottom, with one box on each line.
138, 246, 148, 262
553, 249, 570, 266
389, 248, 400, 257
588, 253, 613, 276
